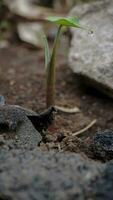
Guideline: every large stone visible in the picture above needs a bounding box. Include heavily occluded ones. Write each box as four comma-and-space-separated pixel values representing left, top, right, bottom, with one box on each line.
0, 105, 42, 149
0, 149, 113, 200
69, 0, 113, 98
0, 149, 105, 200
0, 104, 57, 150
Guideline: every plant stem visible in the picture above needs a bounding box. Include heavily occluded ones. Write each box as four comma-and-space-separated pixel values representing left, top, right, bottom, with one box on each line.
46, 25, 62, 108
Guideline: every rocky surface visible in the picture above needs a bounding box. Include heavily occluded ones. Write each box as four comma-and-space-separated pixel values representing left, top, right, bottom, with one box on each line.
0, 100, 56, 150
0, 149, 113, 200
93, 161, 113, 200
0, 149, 105, 200
87, 130, 113, 161
69, 0, 113, 98
0, 104, 42, 149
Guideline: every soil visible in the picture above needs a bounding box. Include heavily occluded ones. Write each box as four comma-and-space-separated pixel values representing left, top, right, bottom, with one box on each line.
1, 35, 113, 154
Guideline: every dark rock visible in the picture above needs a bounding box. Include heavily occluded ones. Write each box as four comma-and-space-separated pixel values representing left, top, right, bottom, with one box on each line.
87, 130, 113, 161
0, 103, 56, 149
27, 106, 56, 133
0, 105, 42, 149
0, 105, 36, 131
15, 117, 42, 149
69, 0, 113, 98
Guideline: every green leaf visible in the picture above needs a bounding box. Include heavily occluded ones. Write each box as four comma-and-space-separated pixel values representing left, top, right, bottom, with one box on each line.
38, 32, 50, 68
46, 16, 83, 29
42, 34, 50, 68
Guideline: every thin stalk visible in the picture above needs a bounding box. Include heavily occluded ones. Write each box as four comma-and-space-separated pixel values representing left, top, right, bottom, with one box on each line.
46, 25, 62, 108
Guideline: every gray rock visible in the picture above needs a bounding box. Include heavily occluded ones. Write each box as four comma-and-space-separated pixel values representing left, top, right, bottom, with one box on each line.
0, 105, 42, 149
69, 0, 113, 98
93, 161, 113, 200
0, 149, 113, 200
0, 105, 36, 130
0, 104, 56, 150
0, 149, 106, 200
15, 117, 42, 149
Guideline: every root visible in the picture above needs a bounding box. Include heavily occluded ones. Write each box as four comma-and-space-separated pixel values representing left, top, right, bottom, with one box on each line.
72, 119, 97, 137
55, 106, 80, 113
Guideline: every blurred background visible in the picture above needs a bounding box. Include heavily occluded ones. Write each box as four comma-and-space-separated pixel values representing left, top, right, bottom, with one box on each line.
0, 0, 96, 47
0, 0, 98, 111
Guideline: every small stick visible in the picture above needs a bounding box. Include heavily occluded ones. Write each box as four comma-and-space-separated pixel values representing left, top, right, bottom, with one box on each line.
72, 119, 97, 137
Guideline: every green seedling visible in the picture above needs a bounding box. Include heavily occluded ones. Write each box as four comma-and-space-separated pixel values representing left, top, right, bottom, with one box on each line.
43, 16, 90, 108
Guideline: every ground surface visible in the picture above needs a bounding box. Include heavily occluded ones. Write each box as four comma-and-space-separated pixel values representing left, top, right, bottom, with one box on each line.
1, 39, 113, 153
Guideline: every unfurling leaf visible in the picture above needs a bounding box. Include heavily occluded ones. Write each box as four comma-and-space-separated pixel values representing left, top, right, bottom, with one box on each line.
42, 34, 50, 68
46, 16, 84, 29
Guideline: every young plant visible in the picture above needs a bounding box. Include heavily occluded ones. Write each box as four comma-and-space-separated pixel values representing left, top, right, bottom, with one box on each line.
44, 16, 89, 109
